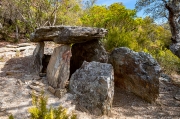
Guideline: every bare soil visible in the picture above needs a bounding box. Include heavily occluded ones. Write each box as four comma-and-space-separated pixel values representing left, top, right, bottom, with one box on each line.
0, 42, 180, 119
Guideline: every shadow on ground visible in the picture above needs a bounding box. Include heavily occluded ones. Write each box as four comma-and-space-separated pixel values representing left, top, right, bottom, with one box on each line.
0, 55, 180, 119
0, 55, 33, 78
112, 82, 180, 118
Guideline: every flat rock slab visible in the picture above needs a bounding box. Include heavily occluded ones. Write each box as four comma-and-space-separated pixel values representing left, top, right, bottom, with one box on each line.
0, 48, 16, 53
30, 26, 107, 44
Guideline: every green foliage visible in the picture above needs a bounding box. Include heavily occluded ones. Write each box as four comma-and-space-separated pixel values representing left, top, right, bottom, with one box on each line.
104, 27, 138, 51
81, 2, 180, 74
29, 92, 76, 119
56, 0, 83, 26
9, 114, 14, 119
81, 3, 137, 28
154, 49, 180, 74
9, 92, 76, 119
0, 0, 83, 41
81, 3, 139, 51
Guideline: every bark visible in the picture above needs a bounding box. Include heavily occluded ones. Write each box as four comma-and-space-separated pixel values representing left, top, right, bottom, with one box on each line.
15, 25, 19, 41
165, 0, 180, 57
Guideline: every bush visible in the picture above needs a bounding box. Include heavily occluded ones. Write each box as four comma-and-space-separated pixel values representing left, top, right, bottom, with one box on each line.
9, 92, 76, 119
154, 49, 180, 74
104, 27, 138, 52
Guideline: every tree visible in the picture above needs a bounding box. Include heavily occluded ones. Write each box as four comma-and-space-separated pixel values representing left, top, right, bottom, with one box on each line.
136, 0, 180, 58
81, 3, 139, 51
0, 0, 83, 42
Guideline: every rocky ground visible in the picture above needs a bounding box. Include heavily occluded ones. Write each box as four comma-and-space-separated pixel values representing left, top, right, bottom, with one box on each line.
0, 42, 180, 119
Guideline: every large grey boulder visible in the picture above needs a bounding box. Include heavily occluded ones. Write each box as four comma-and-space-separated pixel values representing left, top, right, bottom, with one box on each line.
30, 26, 107, 44
30, 42, 44, 75
109, 47, 161, 103
70, 39, 108, 76
69, 61, 114, 116
47, 45, 71, 89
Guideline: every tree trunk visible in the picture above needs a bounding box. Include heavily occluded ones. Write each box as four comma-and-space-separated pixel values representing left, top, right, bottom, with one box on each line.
15, 25, 19, 41
165, 0, 180, 58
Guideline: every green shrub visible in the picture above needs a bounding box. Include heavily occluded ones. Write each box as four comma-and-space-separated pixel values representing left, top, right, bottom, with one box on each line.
9, 114, 14, 119
154, 49, 180, 74
9, 92, 76, 119
29, 92, 76, 119
104, 27, 138, 52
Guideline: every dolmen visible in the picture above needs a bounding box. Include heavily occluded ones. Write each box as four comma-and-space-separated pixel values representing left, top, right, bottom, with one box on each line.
30, 26, 161, 115
30, 26, 112, 115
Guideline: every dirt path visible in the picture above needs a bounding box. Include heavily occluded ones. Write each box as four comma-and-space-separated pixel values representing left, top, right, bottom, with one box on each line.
0, 42, 180, 119
111, 82, 180, 119
0, 43, 67, 119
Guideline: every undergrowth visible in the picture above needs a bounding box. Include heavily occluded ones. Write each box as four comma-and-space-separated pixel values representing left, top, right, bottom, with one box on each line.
9, 92, 76, 119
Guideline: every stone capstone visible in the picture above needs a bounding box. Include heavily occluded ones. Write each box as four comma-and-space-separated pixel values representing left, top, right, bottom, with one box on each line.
47, 45, 71, 89
109, 47, 161, 103
69, 61, 114, 116
70, 39, 108, 76
30, 26, 107, 44
30, 42, 44, 75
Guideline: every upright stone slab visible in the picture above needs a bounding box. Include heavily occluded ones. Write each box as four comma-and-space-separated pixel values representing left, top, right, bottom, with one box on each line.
69, 61, 114, 116
109, 47, 161, 103
47, 45, 71, 88
70, 39, 108, 76
31, 42, 44, 75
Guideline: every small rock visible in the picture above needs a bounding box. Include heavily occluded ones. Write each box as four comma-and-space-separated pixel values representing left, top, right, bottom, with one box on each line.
31, 80, 43, 86
39, 73, 46, 77
16, 47, 27, 52
54, 89, 67, 98
0, 48, 15, 53
29, 84, 42, 92
16, 79, 23, 86
6, 70, 23, 76
6, 45, 18, 48
23, 75, 34, 81
33, 76, 41, 80
48, 86, 56, 94
29, 91, 40, 97
17, 43, 31, 47
160, 73, 171, 82
174, 90, 180, 101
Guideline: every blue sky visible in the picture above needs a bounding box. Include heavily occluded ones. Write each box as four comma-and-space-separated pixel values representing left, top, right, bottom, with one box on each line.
96, 0, 144, 17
